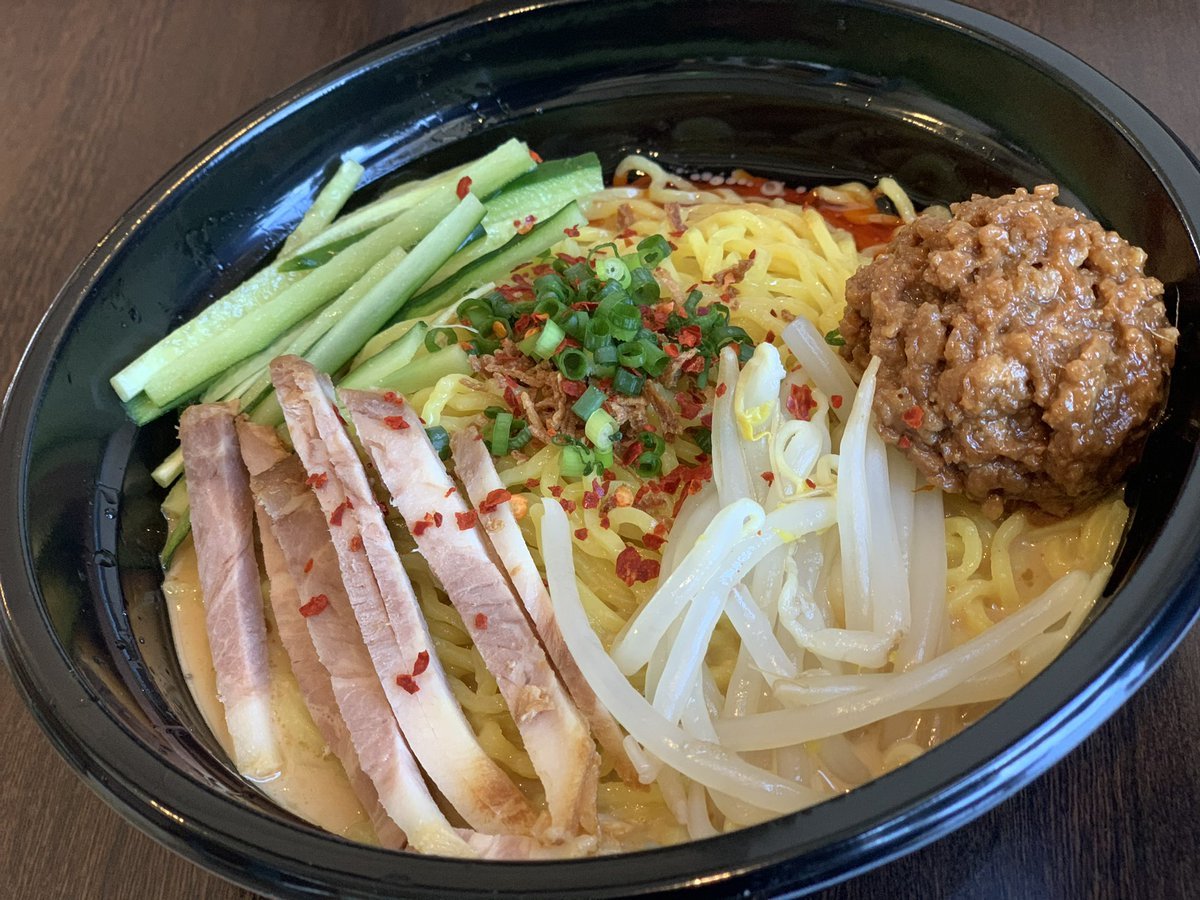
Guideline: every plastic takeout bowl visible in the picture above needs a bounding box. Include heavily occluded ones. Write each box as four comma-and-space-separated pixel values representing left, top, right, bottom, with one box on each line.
3, 0, 1200, 895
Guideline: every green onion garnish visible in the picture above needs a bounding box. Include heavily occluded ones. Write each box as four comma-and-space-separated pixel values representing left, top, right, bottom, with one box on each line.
636, 234, 673, 268
824, 328, 846, 346
571, 385, 607, 420
424, 327, 459, 354
560, 444, 593, 478
556, 347, 591, 380
599, 256, 632, 287
533, 320, 565, 358
628, 266, 660, 304
613, 367, 645, 396
617, 341, 646, 369
635, 451, 663, 478
585, 408, 619, 450
491, 411, 514, 455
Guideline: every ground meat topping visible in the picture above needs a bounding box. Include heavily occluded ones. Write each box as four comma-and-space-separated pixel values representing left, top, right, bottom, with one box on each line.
841, 184, 1176, 515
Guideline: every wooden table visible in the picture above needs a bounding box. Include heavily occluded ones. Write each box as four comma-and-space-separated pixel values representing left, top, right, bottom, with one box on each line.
3, 1, 1198, 897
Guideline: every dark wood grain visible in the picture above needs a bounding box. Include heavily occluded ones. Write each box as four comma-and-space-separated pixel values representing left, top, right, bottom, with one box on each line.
2, 1, 1198, 897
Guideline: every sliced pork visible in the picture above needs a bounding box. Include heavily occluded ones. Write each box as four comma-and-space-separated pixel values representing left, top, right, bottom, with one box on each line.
343, 388, 599, 840
451, 426, 639, 786
270, 356, 535, 836
178, 402, 279, 779
236, 421, 406, 851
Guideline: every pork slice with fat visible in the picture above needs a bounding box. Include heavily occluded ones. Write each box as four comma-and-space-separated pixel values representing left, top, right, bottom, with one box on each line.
237, 420, 408, 851
178, 402, 280, 779
343, 388, 599, 840
270, 356, 535, 836
451, 426, 639, 786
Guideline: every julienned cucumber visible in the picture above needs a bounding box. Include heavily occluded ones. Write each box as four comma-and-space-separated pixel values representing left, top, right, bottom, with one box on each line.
399, 201, 588, 321
429, 153, 602, 284
339, 321, 429, 390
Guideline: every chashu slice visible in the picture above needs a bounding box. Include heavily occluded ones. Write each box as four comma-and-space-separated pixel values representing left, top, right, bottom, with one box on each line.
451, 426, 639, 786
179, 402, 280, 779
237, 421, 407, 852
343, 387, 599, 840
270, 356, 534, 836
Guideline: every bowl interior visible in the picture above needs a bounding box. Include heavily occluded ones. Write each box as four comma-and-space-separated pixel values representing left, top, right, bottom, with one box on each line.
6, 0, 1200, 896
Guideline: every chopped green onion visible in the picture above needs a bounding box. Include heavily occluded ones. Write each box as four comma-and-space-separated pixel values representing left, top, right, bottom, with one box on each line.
641, 341, 669, 377
613, 367, 645, 396
688, 426, 713, 454
491, 411, 514, 455
635, 451, 663, 478
583, 318, 613, 350
585, 408, 619, 450
517, 331, 541, 356
638, 430, 666, 456
484, 406, 506, 419
558, 308, 589, 339
509, 425, 533, 451
628, 267, 660, 304
593, 344, 618, 367
424, 327, 459, 353
636, 234, 673, 268
571, 385, 606, 420
426, 426, 451, 460
617, 341, 646, 368
534, 272, 571, 304
609, 304, 641, 340
535, 296, 565, 319
599, 257, 632, 287
556, 347, 591, 380
560, 444, 593, 478
532, 320, 565, 358
594, 445, 614, 469
825, 328, 846, 346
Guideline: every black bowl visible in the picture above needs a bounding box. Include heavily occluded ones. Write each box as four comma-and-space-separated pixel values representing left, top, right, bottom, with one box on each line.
3, 0, 1200, 896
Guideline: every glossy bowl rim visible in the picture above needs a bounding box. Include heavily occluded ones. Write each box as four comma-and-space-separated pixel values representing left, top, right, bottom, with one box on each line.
3, 0, 1200, 896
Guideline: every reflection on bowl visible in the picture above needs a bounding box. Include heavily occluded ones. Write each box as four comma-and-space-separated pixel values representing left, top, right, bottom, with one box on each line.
3, 0, 1200, 896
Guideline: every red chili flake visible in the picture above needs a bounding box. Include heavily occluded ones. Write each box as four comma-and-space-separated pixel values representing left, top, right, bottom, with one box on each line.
455, 510, 478, 531
412, 650, 430, 677
456, 175, 472, 199
335, 408, 347, 426
349, 535, 364, 552
663, 343, 680, 358
395, 673, 419, 694
513, 214, 537, 235
525, 478, 540, 491
643, 533, 667, 551
574, 527, 589, 540
382, 391, 401, 404
444, 486, 457, 498
615, 546, 662, 586
329, 499, 352, 527
563, 224, 581, 237
675, 391, 704, 420
548, 485, 564, 498
761, 471, 776, 486
805, 478, 816, 489
600, 515, 612, 529
902, 405, 925, 429
787, 384, 817, 421
898, 435, 912, 449
715, 383, 728, 398
764, 329, 776, 343
621, 440, 643, 468
306, 472, 328, 489
678, 325, 702, 348
384, 415, 410, 430
303, 557, 314, 574
480, 488, 513, 513
529, 149, 543, 163
700, 413, 713, 428
560, 498, 578, 513
561, 378, 587, 399
412, 511, 440, 536
830, 394, 844, 410
299, 594, 329, 617
681, 355, 705, 374
474, 612, 489, 630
